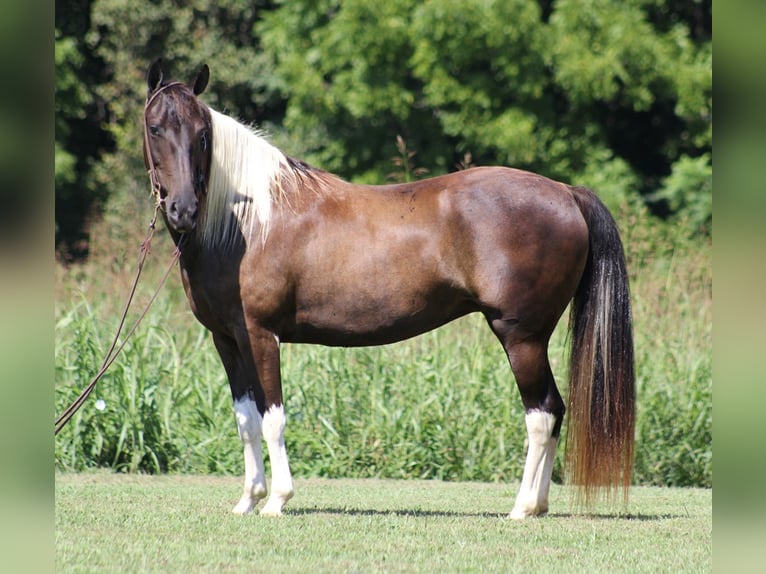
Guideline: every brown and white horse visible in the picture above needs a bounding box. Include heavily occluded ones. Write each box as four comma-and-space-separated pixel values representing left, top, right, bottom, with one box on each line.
143, 60, 635, 518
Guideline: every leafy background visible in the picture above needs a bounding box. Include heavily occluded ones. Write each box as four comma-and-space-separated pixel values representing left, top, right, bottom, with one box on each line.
55, 0, 711, 259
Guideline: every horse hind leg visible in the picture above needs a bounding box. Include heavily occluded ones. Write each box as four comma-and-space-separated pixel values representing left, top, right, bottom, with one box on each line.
495, 331, 564, 519
511, 407, 559, 519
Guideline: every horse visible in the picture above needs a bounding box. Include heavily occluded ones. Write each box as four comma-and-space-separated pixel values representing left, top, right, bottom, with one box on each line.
142, 59, 635, 518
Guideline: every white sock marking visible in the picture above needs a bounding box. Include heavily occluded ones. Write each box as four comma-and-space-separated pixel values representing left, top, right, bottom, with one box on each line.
232, 398, 267, 514
510, 409, 557, 519
259, 404, 294, 516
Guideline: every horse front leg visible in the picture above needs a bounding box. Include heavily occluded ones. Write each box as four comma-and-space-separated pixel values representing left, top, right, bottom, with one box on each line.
213, 334, 268, 514
259, 402, 294, 516
246, 330, 294, 517
232, 397, 268, 514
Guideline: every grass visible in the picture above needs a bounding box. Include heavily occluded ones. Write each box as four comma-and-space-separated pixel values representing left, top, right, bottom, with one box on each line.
55, 472, 711, 573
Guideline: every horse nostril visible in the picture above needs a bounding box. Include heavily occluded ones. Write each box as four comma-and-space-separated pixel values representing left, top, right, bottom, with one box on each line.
168, 200, 178, 216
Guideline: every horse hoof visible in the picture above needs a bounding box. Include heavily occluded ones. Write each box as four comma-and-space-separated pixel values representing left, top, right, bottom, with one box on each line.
509, 506, 548, 520
259, 504, 283, 517
259, 492, 293, 516
232, 498, 256, 515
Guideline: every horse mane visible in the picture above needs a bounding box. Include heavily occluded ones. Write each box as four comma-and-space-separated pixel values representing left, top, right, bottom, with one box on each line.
199, 107, 331, 250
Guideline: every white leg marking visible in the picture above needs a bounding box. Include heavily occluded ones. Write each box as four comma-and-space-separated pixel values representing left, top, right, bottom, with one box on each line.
259, 404, 294, 516
232, 398, 267, 515
510, 409, 557, 519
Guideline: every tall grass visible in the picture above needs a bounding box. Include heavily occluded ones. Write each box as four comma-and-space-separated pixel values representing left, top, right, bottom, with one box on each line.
279, 317, 531, 482
55, 196, 712, 488
55, 298, 237, 474
630, 246, 712, 486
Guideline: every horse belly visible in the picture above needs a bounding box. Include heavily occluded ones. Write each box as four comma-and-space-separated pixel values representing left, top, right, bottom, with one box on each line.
287, 262, 475, 347
288, 300, 475, 347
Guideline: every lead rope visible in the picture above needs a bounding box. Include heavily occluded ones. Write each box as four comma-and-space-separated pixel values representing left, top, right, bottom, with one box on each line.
54, 213, 184, 435
55, 83, 186, 436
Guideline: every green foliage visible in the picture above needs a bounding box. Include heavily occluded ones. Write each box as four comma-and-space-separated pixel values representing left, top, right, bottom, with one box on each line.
57, 0, 711, 244
630, 241, 713, 487
550, 0, 665, 110
54, 141, 78, 190
575, 147, 642, 216
410, 0, 548, 167
55, 32, 91, 189
655, 153, 712, 235
55, 28, 111, 258
55, 299, 239, 474
279, 319, 530, 482
258, 0, 445, 177
61, 0, 283, 252
87, 0, 279, 121
257, 0, 710, 233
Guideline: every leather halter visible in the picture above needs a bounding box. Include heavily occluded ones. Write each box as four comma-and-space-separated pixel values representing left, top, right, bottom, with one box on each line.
143, 81, 186, 204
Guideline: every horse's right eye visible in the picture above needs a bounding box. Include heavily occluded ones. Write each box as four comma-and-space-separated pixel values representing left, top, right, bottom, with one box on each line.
149, 125, 161, 137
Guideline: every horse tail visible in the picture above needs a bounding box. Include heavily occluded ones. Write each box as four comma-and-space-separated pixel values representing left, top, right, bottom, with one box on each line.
566, 186, 635, 507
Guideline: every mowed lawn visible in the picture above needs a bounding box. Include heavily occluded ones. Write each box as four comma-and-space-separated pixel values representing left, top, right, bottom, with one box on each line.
56, 472, 711, 573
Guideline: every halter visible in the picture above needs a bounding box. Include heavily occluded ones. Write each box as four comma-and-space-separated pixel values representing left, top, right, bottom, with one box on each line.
143, 81, 186, 205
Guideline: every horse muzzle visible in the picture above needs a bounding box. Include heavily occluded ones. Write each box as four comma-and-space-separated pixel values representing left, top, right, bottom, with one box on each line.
166, 195, 199, 233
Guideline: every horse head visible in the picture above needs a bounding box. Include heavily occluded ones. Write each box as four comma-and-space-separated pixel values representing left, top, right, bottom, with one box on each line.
144, 59, 212, 234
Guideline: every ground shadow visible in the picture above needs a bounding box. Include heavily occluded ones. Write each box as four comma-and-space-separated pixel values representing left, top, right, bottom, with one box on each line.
287, 506, 506, 519
285, 506, 685, 521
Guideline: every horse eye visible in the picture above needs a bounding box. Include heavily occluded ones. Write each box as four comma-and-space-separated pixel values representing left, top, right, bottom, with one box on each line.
200, 131, 209, 151
149, 125, 161, 137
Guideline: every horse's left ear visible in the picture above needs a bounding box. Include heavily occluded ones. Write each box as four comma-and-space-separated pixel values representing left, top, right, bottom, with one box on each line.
192, 64, 209, 96
147, 58, 164, 95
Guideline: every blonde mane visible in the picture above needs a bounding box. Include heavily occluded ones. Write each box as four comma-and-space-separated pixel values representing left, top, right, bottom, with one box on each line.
198, 107, 299, 250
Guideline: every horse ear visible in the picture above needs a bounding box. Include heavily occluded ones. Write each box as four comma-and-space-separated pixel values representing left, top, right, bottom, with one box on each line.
192, 64, 209, 96
147, 58, 164, 94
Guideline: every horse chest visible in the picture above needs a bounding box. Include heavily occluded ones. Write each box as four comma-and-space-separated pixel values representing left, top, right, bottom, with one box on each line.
180, 260, 243, 334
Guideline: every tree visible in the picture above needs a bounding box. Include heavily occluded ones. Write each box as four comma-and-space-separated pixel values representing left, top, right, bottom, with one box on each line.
259, 0, 711, 231
55, 21, 114, 260
55, 0, 712, 254
547, 0, 711, 214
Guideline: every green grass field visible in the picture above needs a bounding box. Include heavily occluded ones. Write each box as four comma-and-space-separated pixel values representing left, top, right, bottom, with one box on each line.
55, 472, 711, 573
